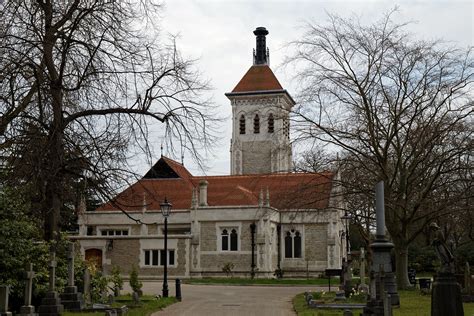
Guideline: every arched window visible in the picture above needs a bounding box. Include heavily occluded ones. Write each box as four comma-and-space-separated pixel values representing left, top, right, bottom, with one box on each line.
284, 229, 302, 258
268, 113, 274, 133
221, 227, 239, 251
239, 115, 246, 134
284, 231, 292, 258
254, 114, 260, 134
230, 229, 238, 251
221, 229, 229, 251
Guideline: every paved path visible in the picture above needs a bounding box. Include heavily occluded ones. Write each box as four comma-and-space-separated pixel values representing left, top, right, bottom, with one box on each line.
148, 284, 323, 316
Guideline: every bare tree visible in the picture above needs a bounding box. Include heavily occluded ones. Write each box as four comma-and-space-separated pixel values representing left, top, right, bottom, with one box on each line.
0, 1, 218, 240
287, 11, 473, 288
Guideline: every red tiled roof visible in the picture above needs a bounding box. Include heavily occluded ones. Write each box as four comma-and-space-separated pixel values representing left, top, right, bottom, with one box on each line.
161, 156, 193, 180
97, 157, 335, 212
231, 65, 284, 93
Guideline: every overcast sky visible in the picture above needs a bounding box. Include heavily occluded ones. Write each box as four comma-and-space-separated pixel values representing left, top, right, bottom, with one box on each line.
144, 0, 473, 176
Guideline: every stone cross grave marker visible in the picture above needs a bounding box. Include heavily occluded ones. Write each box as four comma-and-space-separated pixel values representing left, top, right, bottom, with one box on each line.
0, 285, 12, 316
68, 243, 75, 287
49, 246, 57, 292
18, 263, 36, 316
24, 263, 35, 306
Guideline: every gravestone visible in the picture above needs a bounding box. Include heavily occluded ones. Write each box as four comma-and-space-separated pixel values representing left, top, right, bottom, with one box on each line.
0, 285, 12, 316
17, 263, 36, 316
60, 243, 84, 311
430, 222, 464, 316
359, 248, 369, 294
132, 292, 140, 305
38, 246, 64, 316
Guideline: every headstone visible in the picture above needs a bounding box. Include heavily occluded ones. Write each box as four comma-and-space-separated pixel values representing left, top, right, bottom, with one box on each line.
108, 294, 114, 304
335, 291, 346, 301
38, 246, 64, 316
431, 273, 464, 316
0, 285, 12, 316
17, 264, 35, 316
408, 269, 417, 286
132, 292, 140, 305
430, 222, 464, 316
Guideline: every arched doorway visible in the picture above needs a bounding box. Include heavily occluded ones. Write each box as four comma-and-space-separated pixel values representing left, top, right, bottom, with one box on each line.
85, 248, 103, 269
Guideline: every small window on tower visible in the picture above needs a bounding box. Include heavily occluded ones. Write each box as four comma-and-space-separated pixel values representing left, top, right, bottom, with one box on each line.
239, 115, 246, 134
268, 113, 274, 133
254, 114, 260, 134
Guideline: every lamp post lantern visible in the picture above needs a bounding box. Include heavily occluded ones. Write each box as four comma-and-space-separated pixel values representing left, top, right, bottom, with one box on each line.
160, 198, 172, 298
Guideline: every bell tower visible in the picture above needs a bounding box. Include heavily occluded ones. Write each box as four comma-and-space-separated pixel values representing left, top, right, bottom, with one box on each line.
226, 27, 295, 175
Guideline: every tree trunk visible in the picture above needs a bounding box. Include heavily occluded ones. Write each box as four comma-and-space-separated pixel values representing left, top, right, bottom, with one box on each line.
395, 243, 412, 289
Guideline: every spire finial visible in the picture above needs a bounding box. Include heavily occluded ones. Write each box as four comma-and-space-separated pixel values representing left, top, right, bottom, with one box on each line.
253, 27, 269, 65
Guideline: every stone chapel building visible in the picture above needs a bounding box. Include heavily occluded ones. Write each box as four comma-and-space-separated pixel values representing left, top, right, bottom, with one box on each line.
74, 27, 346, 279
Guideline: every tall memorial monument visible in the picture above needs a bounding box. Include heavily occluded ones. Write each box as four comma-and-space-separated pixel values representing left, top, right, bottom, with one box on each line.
362, 181, 399, 315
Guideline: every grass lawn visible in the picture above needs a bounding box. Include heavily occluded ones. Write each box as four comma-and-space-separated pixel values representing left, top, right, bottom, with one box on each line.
63, 295, 177, 316
293, 290, 474, 316
185, 277, 330, 286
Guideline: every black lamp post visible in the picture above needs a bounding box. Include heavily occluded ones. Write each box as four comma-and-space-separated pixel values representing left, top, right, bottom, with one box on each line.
160, 198, 172, 298
341, 211, 352, 260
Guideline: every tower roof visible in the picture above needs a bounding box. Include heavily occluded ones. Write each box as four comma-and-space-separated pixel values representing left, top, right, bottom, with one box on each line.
230, 65, 283, 93
225, 27, 295, 105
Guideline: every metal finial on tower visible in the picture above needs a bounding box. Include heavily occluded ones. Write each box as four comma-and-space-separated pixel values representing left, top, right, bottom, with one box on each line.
160, 144, 163, 157
253, 27, 269, 65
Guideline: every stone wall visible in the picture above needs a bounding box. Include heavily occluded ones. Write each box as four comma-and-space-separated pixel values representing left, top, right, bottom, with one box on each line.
104, 239, 140, 274
240, 221, 253, 251
200, 254, 253, 272
200, 222, 216, 251
148, 224, 158, 235
305, 223, 328, 262
242, 141, 271, 174
131, 225, 141, 235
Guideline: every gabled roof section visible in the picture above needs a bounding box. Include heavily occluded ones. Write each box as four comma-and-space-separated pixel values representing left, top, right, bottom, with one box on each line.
231, 65, 283, 93
142, 156, 192, 180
